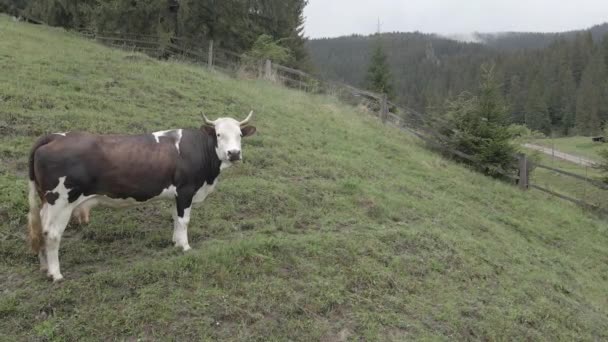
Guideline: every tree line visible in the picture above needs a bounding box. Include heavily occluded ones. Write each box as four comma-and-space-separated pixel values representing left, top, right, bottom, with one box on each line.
308, 26, 608, 136
1, 0, 309, 69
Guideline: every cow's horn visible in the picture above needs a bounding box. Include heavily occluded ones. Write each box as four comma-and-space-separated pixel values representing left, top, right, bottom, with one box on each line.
202, 113, 217, 126
239, 111, 253, 126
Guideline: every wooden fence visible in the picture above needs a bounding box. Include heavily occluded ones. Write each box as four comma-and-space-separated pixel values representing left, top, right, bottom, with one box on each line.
76, 30, 608, 215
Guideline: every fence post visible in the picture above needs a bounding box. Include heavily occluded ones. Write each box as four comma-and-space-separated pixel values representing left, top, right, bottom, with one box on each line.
208, 40, 214, 69
518, 153, 529, 190
380, 94, 388, 123
265, 59, 272, 80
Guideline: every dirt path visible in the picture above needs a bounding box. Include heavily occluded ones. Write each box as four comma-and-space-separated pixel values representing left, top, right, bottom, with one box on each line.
523, 143, 598, 167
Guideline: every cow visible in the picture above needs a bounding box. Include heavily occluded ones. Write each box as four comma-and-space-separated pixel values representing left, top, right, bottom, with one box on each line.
27, 111, 256, 282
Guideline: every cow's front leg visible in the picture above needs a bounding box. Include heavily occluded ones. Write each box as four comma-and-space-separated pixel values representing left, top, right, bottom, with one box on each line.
173, 192, 193, 251
172, 207, 191, 251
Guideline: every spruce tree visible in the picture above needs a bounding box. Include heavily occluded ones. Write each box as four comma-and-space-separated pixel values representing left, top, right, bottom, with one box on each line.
525, 76, 552, 134
576, 51, 605, 135
508, 75, 525, 124
366, 37, 395, 99
440, 64, 516, 177
602, 34, 608, 69
560, 65, 577, 135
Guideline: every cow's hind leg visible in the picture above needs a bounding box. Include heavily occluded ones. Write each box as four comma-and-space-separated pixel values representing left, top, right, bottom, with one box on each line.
41, 202, 73, 282
38, 250, 48, 272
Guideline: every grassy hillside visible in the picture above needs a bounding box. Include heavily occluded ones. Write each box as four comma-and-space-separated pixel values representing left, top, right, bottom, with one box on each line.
1, 15, 608, 341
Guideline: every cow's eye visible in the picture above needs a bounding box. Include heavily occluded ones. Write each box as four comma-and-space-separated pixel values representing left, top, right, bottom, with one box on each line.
216, 133, 221, 138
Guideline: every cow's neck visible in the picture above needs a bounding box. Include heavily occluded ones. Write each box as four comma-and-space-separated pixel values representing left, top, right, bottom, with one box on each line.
198, 131, 223, 185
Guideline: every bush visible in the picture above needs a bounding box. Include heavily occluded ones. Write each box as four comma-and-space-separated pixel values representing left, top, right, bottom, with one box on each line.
240, 34, 293, 78
508, 124, 546, 142
244, 34, 292, 65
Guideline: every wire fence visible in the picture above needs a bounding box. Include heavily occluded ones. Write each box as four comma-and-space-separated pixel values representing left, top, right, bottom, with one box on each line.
75, 30, 608, 216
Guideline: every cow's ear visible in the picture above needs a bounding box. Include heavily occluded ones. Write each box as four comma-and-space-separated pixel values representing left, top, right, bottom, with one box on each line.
201, 125, 215, 136
241, 126, 256, 137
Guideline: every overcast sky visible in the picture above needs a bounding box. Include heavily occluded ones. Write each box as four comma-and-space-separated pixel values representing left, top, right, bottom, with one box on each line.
304, 1, 608, 39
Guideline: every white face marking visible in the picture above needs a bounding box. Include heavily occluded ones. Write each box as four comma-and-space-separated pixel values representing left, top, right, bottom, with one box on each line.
152, 129, 183, 153
192, 180, 217, 204
54, 132, 67, 136
212, 118, 243, 162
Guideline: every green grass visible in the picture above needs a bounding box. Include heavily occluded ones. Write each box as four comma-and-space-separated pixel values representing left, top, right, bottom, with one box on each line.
532, 136, 607, 161
1, 15, 608, 341
524, 149, 608, 211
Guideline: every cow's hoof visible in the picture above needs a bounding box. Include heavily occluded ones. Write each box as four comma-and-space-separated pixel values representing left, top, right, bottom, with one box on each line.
47, 273, 64, 282
175, 242, 191, 252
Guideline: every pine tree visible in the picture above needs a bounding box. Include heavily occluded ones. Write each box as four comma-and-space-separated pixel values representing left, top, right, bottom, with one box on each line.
507, 75, 525, 124
540, 45, 566, 126
602, 34, 608, 69
440, 64, 516, 177
279, 0, 310, 69
560, 65, 577, 135
601, 35, 608, 124
525, 76, 552, 134
477, 64, 509, 125
576, 51, 605, 135
366, 37, 395, 99
571, 32, 594, 85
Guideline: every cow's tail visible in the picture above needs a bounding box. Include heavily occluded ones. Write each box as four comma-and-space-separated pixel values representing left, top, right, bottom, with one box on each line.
27, 180, 43, 254
27, 135, 56, 254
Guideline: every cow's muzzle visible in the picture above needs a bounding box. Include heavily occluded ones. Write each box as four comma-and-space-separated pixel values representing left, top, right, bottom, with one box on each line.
227, 150, 241, 162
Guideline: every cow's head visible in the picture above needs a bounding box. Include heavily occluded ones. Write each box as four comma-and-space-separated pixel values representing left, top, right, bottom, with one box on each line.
202, 111, 257, 162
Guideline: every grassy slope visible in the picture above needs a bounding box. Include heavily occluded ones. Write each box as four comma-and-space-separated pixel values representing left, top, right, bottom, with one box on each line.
1, 16, 608, 341
532, 136, 606, 161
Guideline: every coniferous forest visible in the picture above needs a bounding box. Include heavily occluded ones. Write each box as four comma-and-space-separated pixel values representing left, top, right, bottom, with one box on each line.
308, 25, 608, 136
1, 0, 309, 69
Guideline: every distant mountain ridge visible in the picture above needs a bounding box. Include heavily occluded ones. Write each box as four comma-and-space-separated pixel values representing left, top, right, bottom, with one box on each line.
473, 22, 608, 50
307, 22, 608, 135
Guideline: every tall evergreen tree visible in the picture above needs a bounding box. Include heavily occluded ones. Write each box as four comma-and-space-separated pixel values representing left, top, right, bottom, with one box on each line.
365, 37, 395, 99
439, 63, 516, 177
576, 50, 605, 135
507, 75, 525, 124
602, 34, 608, 69
571, 32, 595, 85
559, 65, 577, 135
524, 76, 552, 134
